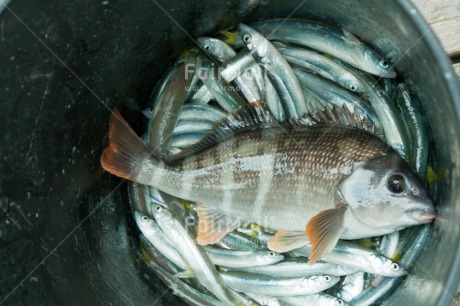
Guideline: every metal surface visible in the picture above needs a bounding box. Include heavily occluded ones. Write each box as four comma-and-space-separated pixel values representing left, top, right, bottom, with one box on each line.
0, 0, 459, 305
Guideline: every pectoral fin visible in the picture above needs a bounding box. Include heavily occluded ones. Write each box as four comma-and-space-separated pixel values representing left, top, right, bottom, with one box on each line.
196, 205, 245, 245
306, 207, 346, 265
267, 230, 309, 253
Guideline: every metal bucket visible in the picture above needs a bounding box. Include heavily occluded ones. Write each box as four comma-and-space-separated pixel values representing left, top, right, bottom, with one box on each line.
1, 0, 459, 305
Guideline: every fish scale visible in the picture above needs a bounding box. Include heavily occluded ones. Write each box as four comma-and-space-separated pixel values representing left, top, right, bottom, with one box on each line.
136, 125, 389, 231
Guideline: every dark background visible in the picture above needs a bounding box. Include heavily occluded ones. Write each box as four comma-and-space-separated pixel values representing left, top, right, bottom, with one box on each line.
0, 1, 261, 305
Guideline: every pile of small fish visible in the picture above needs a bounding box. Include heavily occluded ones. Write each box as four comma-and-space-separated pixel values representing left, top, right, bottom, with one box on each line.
102, 19, 436, 305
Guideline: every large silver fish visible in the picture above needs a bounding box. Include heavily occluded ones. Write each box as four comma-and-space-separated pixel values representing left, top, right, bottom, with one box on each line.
101, 102, 435, 263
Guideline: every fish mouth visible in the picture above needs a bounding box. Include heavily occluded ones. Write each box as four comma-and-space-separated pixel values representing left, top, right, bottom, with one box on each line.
405, 208, 436, 223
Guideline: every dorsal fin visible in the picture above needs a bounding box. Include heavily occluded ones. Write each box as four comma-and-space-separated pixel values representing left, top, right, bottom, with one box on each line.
287, 104, 382, 137
163, 101, 276, 163
163, 102, 382, 164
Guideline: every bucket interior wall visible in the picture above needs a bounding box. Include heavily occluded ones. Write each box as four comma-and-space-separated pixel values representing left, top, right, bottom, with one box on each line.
1, 0, 459, 305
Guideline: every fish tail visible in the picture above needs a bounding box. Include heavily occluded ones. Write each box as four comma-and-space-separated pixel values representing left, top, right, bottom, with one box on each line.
101, 110, 152, 180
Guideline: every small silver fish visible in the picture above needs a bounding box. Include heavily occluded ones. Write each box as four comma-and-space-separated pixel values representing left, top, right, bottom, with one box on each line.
205, 246, 284, 268
372, 231, 400, 286
294, 68, 381, 129
220, 49, 257, 83
336, 63, 409, 159
134, 211, 188, 271
337, 272, 365, 302
180, 104, 227, 122
220, 231, 268, 251
196, 54, 246, 112
173, 119, 216, 135
190, 84, 213, 104
144, 252, 228, 306
197, 37, 237, 63
171, 132, 206, 149
220, 271, 340, 296
228, 258, 357, 277
249, 19, 396, 78
351, 225, 431, 305
293, 241, 406, 277
197, 37, 261, 103
151, 204, 236, 304
239, 23, 307, 118
274, 41, 364, 93
148, 57, 196, 158
396, 83, 430, 179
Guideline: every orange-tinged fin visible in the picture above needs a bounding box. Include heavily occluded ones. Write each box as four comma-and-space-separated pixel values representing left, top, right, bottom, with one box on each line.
101, 110, 152, 180
268, 231, 309, 253
306, 207, 346, 265
196, 205, 245, 245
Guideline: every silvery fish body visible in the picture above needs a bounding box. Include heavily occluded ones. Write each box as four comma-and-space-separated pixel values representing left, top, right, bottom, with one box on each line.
146, 255, 228, 306
220, 272, 339, 296
180, 104, 227, 122
204, 246, 284, 268
274, 41, 364, 93
197, 37, 261, 103
249, 19, 396, 78
152, 204, 236, 304
280, 293, 349, 306
337, 272, 365, 302
293, 241, 406, 277
239, 23, 307, 118
229, 258, 358, 277
135, 212, 188, 271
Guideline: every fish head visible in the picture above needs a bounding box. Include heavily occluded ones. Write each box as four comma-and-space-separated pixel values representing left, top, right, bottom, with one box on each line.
238, 23, 269, 60
134, 211, 159, 235
371, 254, 408, 277
332, 294, 350, 306
196, 37, 226, 59
362, 48, 396, 78
151, 204, 174, 226
304, 275, 340, 291
326, 296, 347, 306
339, 74, 364, 93
255, 251, 284, 265
339, 152, 435, 231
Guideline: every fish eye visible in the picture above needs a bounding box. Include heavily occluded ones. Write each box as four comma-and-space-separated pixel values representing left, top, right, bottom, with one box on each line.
243, 34, 252, 44
391, 263, 400, 271
387, 174, 405, 194
349, 84, 357, 91
336, 300, 344, 306
323, 275, 331, 282
380, 59, 389, 69
141, 215, 149, 222
156, 206, 162, 211
269, 251, 275, 257
203, 44, 211, 51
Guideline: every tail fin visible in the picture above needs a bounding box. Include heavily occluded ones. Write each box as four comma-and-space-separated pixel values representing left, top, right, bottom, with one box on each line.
101, 110, 152, 180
